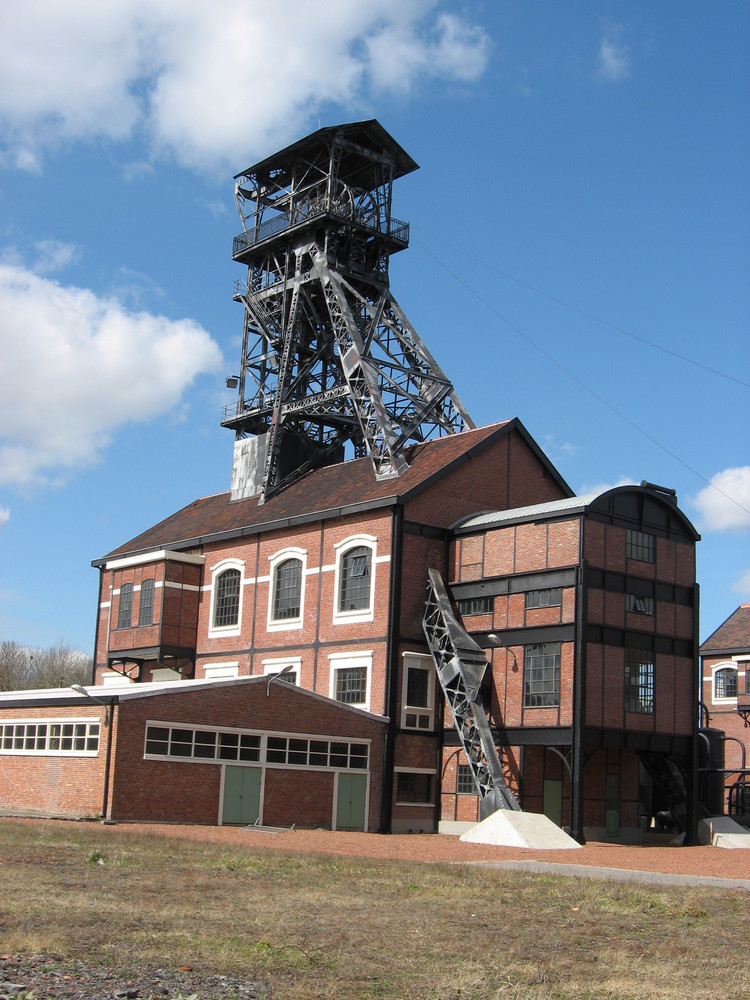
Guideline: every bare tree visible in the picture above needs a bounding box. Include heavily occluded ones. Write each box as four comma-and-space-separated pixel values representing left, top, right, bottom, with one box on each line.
0, 640, 32, 690
0, 639, 92, 690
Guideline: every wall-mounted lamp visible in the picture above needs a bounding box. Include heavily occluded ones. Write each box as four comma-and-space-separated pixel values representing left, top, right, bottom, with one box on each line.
486, 634, 518, 672
71, 684, 111, 725
266, 663, 295, 697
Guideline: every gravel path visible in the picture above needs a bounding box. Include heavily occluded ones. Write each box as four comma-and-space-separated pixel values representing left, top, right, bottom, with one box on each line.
0, 954, 269, 1000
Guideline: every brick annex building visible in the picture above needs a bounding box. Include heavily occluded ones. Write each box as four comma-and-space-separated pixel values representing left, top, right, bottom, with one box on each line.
700, 604, 750, 817
0, 122, 702, 842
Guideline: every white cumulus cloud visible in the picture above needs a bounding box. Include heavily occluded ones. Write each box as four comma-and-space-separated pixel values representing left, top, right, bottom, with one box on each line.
692, 467, 750, 532
0, 260, 223, 489
0, 506, 9, 529
0, 1, 491, 174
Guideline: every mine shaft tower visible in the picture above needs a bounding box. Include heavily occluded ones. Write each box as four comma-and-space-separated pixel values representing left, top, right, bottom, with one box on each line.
222, 120, 473, 503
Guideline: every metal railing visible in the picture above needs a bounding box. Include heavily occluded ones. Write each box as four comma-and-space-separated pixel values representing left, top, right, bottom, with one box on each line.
233, 207, 409, 257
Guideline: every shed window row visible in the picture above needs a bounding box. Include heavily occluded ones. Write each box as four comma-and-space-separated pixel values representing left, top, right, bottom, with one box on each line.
0, 720, 100, 755
144, 723, 368, 770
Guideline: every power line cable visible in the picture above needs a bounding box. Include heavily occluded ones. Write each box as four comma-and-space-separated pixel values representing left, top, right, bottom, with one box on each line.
415, 239, 750, 520
414, 228, 750, 391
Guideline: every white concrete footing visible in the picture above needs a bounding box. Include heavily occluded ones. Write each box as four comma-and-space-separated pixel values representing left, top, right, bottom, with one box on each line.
459, 810, 582, 849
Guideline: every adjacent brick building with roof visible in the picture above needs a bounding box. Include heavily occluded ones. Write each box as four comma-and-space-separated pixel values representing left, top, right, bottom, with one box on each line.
699, 604, 750, 816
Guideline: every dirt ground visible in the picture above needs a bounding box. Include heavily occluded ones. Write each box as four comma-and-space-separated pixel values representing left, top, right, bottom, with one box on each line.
103, 821, 750, 882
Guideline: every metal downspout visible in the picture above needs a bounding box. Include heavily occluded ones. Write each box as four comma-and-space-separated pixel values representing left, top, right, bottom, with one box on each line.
101, 700, 115, 819
685, 582, 701, 845
570, 517, 587, 844
381, 504, 404, 833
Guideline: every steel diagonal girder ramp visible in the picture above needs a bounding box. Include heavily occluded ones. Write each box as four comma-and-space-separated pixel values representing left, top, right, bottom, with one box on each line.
336, 275, 474, 444
317, 260, 408, 478
422, 568, 520, 815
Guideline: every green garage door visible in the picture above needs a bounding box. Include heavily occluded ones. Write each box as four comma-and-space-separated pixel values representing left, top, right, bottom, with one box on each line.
336, 772, 367, 831
222, 766, 262, 825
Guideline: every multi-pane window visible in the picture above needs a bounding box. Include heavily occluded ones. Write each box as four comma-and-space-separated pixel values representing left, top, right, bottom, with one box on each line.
402, 656, 433, 730
338, 546, 372, 612
117, 583, 133, 629
625, 593, 654, 615
0, 721, 100, 755
396, 771, 434, 804
525, 588, 562, 610
523, 642, 560, 707
334, 667, 368, 706
626, 529, 655, 563
138, 579, 155, 626
714, 667, 738, 700
457, 764, 476, 795
457, 596, 492, 616
625, 650, 654, 713
213, 568, 241, 628
272, 558, 302, 621
144, 723, 368, 770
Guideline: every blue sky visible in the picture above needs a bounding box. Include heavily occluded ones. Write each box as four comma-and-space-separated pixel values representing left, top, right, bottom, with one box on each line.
0, 1, 748, 653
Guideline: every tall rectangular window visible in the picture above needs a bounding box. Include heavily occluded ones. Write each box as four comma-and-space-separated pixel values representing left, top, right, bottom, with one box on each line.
626, 529, 655, 563
138, 579, 155, 626
401, 654, 434, 730
523, 642, 560, 707
335, 666, 368, 705
625, 650, 654, 713
339, 546, 372, 612
272, 558, 302, 621
457, 764, 476, 795
117, 583, 133, 629
213, 569, 241, 628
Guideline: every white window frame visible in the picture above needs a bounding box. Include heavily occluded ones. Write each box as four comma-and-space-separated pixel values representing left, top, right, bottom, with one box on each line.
711, 661, 739, 704
328, 651, 372, 711
333, 535, 377, 625
267, 547, 306, 632
401, 652, 435, 731
262, 656, 301, 686
202, 662, 240, 681
207, 558, 245, 639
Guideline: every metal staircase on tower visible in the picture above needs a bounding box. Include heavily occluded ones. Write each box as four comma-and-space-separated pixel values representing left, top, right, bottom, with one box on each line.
422, 568, 520, 817
222, 120, 473, 503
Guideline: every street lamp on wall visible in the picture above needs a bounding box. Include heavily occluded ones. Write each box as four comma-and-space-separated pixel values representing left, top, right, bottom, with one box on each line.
70, 684, 111, 725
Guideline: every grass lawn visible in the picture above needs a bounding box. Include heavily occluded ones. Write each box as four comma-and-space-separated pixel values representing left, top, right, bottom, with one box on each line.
1, 818, 748, 999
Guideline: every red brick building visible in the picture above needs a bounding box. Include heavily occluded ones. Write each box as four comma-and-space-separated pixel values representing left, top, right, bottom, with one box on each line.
0, 419, 703, 841
700, 604, 750, 818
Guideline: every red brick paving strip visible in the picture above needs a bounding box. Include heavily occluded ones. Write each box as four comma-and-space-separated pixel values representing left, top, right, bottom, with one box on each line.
108, 822, 750, 881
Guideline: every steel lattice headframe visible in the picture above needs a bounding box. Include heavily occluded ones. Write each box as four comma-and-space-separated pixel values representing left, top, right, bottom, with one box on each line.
222, 120, 473, 502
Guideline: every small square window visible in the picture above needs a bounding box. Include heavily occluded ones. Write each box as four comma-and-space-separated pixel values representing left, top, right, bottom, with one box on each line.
626, 529, 655, 563
396, 772, 434, 804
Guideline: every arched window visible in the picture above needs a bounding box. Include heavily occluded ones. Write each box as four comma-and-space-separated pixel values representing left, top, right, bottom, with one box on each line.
272, 558, 303, 621
714, 665, 738, 701
338, 545, 372, 612
117, 583, 133, 629
138, 578, 155, 626
213, 568, 241, 628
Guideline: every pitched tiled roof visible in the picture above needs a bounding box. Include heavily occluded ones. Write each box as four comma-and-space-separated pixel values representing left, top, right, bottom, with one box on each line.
96, 420, 561, 563
700, 604, 750, 654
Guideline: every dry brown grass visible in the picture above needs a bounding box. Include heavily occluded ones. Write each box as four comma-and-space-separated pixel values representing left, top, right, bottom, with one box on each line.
1, 818, 748, 999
